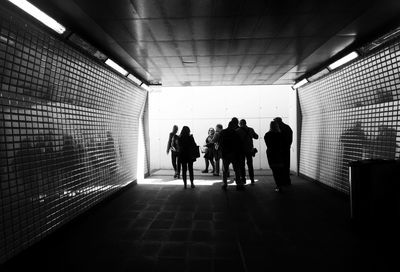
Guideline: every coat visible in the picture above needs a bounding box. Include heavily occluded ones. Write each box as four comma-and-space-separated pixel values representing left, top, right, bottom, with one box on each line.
178, 134, 197, 163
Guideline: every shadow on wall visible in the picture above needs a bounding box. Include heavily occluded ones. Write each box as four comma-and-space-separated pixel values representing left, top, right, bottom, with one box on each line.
339, 121, 399, 180
13, 130, 119, 203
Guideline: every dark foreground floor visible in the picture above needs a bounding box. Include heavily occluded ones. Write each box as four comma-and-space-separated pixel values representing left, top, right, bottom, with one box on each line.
2, 171, 397, 272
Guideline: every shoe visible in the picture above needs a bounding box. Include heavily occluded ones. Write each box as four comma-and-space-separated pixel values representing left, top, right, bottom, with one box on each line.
201, 169, 208, 173
251, 180, 255, 185
191, 184, 195, 188
184, 183, 187, 189
173, 174, 177, 178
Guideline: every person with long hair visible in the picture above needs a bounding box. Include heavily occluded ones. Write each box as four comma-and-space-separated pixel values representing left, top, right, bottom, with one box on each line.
202, 127, 215, 174
178, 126, 197, 189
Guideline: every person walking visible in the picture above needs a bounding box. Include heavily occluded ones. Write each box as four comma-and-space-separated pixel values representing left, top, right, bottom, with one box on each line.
220, 121, 244, 190
202, 127, 215, 174
274, 117, 293, 185
264, 121, 285, 192
178, 126, 197, 189
167, 125, 180, 178
237, 119, 259, 185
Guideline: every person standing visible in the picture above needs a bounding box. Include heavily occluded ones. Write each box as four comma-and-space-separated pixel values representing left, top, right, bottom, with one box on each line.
264, 121, 285, 192
274, 117, 293, 185
167, 125, 180, 178
220, 121, 244, 190
237, 119, 259, 185
178, 126, 197, 189
202, 127, 215, 174
211, 124, 223, 176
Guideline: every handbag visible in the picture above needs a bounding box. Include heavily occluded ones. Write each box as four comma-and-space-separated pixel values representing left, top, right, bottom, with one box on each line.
191, 145, 200, 161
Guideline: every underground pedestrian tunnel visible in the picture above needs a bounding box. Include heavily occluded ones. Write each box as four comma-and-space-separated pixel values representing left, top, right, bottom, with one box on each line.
1, 0, 400, 271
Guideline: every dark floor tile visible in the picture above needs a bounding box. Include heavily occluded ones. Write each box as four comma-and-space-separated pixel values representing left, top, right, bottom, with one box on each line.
187, 243, 214, 259
193, 220, 213, 230
214, 258, 245, 272
124, 257, 156, 272
156, 212, 176, 220
172, 219, 193, 229
213, 230, 236, 242
149, 220, 173, 229
194, 212, 213, 220
137, 242, 162, 257
159, 242, 187, 258
121, 229, 145, 241
191, 230, 213, 242
142, 230, 170, 241
169, 230, 191, 241
187, 259, 213, 272
175, 212, 194, 220
154, 258, 187, 272
214, 243, 241, 259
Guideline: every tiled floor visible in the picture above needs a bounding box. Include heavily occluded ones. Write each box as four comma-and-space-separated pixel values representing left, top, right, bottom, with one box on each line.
2, 170, 398, 271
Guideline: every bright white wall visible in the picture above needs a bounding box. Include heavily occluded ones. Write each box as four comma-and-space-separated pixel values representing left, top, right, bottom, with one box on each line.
149, 85, 296, 171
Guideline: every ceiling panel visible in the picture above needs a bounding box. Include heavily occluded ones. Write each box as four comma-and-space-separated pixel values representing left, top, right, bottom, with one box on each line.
24, 0, 400, 86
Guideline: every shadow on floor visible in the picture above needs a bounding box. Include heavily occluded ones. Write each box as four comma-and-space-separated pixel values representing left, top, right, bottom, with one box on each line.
2, 172, 397, 272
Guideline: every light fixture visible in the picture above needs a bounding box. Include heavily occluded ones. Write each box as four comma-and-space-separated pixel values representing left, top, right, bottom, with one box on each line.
8, 0, 66, 34
307, 68, 330, 82
140, 83, 151, 91
127, 74, 142, 85
328, 51, 359, 70
105, 59, 128, 76
292, 78, 309, 90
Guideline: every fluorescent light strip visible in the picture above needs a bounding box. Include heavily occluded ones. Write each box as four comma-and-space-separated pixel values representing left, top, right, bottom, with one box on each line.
127, 74, 142, 85
292, 78, 309, 90
140, 83, 151, 91
8, 0, 66, 34
105, 59, 128, 76
328, 51, 359, 70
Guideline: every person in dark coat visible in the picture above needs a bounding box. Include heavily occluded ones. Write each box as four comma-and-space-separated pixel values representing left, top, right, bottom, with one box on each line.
274, 117, 293, 185
178, 126, 197, 189
220, 121, 244, 190
167, 125, 180, 178
264, 121, 285, 192
236, 119, 259, 185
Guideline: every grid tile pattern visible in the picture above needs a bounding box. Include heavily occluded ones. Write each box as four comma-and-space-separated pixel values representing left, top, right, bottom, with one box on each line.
0, 7, 146, 263
298, 40, 400, 193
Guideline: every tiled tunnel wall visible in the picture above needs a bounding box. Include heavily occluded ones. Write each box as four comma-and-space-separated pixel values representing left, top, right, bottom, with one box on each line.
0, 7, 147, 263
298, 39, 400, 193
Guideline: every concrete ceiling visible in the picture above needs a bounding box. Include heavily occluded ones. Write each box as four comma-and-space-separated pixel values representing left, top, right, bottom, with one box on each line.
25, 0, 400, 86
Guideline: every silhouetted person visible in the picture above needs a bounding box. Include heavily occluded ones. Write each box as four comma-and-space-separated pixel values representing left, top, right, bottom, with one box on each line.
373, 125, 397, 159
237, 119, 259, 185
340, 121, 366, 179
220, 121, 244, 190
274, 117, 292, 185
202, 127, 215, 173
105, 131, 117, 173
211, 124, 223, 176
264, 121, 285, 192
167, 125, 180, 178
178, 126, 197, 189
231, 117, 239, 129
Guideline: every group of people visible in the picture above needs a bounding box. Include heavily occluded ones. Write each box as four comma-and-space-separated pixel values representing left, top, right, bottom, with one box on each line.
167, 117, 292, 192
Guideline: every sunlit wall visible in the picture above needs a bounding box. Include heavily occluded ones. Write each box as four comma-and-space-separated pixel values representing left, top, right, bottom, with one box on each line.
149, 85, 296, 172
